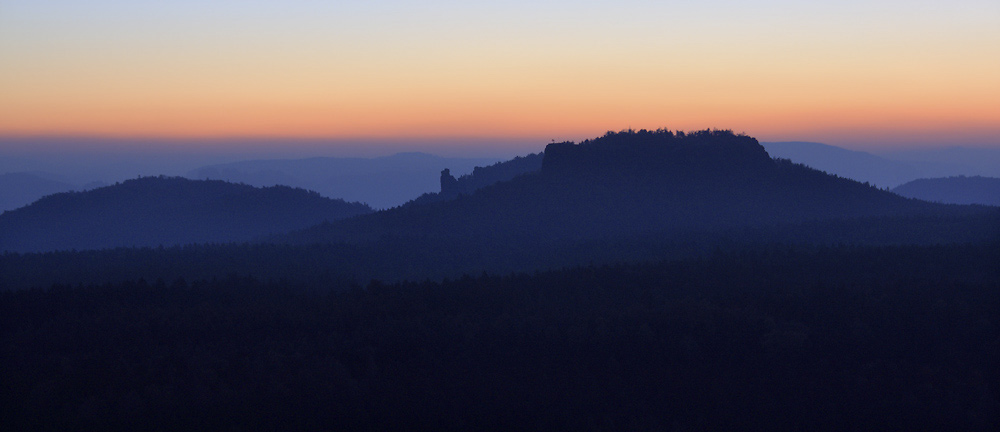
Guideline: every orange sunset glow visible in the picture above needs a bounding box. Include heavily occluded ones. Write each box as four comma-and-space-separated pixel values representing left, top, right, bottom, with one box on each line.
1, 1, 998, 149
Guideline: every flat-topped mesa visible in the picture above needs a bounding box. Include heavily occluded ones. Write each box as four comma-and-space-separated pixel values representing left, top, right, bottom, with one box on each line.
542, 129, 772, 178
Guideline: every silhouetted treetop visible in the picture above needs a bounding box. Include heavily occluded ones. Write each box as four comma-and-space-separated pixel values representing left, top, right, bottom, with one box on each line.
543, 128, 770, 177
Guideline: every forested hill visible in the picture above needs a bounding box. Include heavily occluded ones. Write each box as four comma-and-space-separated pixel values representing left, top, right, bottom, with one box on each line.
284, 129, 974, 246
892, 176, 1000, 206
0, 176, 373, 253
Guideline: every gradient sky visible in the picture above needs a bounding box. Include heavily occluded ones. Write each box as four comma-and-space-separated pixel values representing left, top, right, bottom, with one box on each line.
1, 0, 998, 151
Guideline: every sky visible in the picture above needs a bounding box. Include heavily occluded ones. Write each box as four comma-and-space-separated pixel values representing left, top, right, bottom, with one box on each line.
1, 0, 999, 155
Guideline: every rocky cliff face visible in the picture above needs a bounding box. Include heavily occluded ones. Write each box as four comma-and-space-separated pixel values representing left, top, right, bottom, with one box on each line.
439, 168, 460, 197
414, 153, 544, 205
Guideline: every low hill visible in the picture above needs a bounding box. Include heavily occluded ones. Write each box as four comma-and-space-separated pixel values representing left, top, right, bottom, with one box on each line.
288, 129, 964, 246
0, 176, 373, 253
187, 152, 502, 209
892, 176, 1000, 206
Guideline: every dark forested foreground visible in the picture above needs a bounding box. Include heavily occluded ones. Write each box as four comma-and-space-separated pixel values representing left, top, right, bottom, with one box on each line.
4, 242, 999, 431
3, 211, 999, 291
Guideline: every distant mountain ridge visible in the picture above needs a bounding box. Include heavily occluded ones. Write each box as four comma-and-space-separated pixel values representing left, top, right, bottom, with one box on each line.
0, 176, 373, 253
188, 152, 502, 209
761, 141, 1000, 188
892, 176, 1000, 206
880, 147, 1000, 178
0, 172, 75, 213
761, 141, 923, 188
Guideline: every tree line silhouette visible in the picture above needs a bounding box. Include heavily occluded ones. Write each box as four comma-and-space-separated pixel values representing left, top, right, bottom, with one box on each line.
3, 242, 997, 430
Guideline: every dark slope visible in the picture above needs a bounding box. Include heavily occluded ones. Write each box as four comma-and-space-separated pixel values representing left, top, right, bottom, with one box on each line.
287, 130, 961, 246
761, 141, 924, 188
0, 176, 373, 253
892, 176, 1000, 206
0, 172, 75, 213
407, 152, 543, 205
